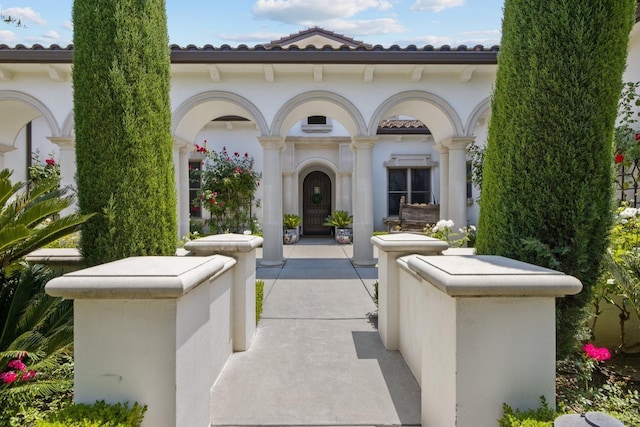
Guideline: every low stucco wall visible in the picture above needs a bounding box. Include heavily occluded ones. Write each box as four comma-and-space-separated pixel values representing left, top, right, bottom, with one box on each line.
47, 255, 237, 427
592, 294, 640, 349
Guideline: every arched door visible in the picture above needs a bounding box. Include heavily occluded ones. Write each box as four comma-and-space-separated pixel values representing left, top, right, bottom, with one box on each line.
303, 171, 332, 235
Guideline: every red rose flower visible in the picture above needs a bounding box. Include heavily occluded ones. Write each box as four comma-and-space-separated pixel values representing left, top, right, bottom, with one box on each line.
45, 158, 56, 166
615, 153, 625, 163
635, 133, 640, 141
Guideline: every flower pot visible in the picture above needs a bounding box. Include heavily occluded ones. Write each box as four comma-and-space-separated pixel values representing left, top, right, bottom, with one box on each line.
335, 228, 352, 244
283, 228, 299, 244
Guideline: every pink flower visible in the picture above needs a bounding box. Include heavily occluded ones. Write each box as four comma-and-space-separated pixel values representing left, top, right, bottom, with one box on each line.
244, 153, 248, 158
234, 152, 239, 157
21, 370, 36, 381
45, 158, 56, 166
0, 371, 18, 383
235, 167, 242, 174
583, 343, 611, 361
8, 359, 26, 371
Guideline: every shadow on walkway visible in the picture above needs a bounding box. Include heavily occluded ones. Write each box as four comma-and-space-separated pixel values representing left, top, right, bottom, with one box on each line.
210, 239, 421, 426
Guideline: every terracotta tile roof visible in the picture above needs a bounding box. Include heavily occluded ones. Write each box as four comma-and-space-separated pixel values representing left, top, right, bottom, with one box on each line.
266, 27, 370, 48
0, 43, 499, 65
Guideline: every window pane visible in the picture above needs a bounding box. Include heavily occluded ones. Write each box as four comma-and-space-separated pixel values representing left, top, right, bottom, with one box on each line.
411, 168, 429, 191
388, 169, 407, 191
388, 193, 406, 216
411, 192, 429, 204
307, 115, 327, 125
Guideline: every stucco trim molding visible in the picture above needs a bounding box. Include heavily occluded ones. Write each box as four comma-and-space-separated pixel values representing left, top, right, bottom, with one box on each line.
0, 90, 61, 137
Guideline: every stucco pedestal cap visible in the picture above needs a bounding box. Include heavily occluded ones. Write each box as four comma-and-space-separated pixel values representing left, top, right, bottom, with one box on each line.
554, 412, 624, 426
45, 255, 232, 299
185, 233, 263, 255
370, 233, 449, 254
25, 248, 83, 263
406, 254, 583, 297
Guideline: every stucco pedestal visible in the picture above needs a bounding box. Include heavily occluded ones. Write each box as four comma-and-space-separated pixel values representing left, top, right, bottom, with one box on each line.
184, 233, 263, 350
371, 233, 449, 350
46, 255, 238, 427
402, 255, 582, 427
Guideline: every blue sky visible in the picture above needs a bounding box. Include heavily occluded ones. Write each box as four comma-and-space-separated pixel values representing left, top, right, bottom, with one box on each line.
0, 0, 504, 48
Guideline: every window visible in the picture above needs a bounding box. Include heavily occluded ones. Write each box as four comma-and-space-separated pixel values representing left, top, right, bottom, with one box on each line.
466, 160, 473, 200
302, 115, 332, 133
388, 168, 432, 215
307, 115, 327, 125
189, 160, 202, 218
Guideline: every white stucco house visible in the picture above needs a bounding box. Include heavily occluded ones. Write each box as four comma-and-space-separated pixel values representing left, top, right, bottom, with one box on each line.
1, 10, 639, 265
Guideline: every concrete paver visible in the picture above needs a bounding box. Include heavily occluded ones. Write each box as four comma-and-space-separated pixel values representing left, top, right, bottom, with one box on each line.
211, 237, 421, 426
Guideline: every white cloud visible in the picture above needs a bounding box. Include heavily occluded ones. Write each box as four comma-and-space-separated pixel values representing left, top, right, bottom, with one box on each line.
411, 0, 464, 13
62, 20, 73, 31
400, 28, 501, 47
26, 30, 71, 46
217, 32, 286, 44
0, 7, 47, 26
321, 18, 407, 36
253, 0, 393, 23
0, 30, 17, 45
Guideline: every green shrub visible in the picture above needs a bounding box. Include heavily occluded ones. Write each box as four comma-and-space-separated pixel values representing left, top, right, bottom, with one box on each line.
476, 0, 637, 358
36, 400, 146, 427
256, 279, 264, 324
498, 397, 562, 427
73, 0, 177, 265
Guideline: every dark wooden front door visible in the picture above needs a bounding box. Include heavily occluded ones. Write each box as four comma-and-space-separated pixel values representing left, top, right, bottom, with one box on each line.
303, 171, 331, 235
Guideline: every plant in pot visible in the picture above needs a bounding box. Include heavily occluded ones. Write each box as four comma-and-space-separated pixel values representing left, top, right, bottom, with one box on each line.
323, 210, 353, 244
283, 213, 302, 244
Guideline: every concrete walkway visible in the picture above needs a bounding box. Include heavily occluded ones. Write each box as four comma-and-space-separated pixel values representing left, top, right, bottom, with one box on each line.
210, 237, 421, 426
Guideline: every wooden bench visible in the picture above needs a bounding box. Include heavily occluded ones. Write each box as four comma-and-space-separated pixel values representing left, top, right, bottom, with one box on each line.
396, 196, 440, 232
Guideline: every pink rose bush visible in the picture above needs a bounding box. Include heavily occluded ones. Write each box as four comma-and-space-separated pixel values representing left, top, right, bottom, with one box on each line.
0, 356, 37, 385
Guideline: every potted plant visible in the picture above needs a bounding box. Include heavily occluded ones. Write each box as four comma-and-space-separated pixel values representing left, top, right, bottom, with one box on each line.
323, 210, 353, 244
283, 213, 301, 244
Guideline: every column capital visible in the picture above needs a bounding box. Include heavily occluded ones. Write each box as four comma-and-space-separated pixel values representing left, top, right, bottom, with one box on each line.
0, 143, 15, 154
434, 142, 448, 154
258, 136, 285, 150
442, 136, 475, 151
48, 136, 75, 148
350, 136, 378, 150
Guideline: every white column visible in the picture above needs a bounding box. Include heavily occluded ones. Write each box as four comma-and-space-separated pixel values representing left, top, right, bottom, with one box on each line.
259, 137, 285, 266
443, 137, 474, 230
177, 142, 193, 240
283, 171, 294, 214
434, 142, 449, 220
48, 137, 77, 215
350, 137, 377, 266
339, 172, 352, 212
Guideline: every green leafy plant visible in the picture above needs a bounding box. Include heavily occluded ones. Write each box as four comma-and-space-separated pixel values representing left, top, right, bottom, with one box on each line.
498, 396, 562, 427
0, 169, 91, 274
256, 279, 264, 324
323, 210, 353, 228
283, 214, 301, 229
36, 400, 147, 427
193, 145, 261, 234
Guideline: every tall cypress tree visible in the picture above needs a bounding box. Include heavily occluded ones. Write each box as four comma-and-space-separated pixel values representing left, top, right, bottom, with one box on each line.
73, 0, 177, 265
476, 1, 636, 357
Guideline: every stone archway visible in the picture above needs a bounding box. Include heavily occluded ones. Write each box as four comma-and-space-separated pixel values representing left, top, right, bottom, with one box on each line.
302, 171, 332, 235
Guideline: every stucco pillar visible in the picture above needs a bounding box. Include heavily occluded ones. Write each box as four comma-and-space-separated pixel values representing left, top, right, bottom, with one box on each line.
184, 233, 264, 351
371, 234, 449, 350
350, 137, 377, 266
339, 172, 352, 212
443, 137, 473, 230
434, 142, 449, 220
48, 137, 76, 216
0, 143, 16, 173
176, 141, 193, 240
259, 137, 285, 266
283, 171, 294, 214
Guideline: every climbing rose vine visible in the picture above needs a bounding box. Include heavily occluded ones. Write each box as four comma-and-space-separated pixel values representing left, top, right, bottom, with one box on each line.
193, 143, 261, 234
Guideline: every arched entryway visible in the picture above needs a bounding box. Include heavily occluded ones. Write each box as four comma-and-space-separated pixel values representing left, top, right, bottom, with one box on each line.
302, 171, 332, 235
